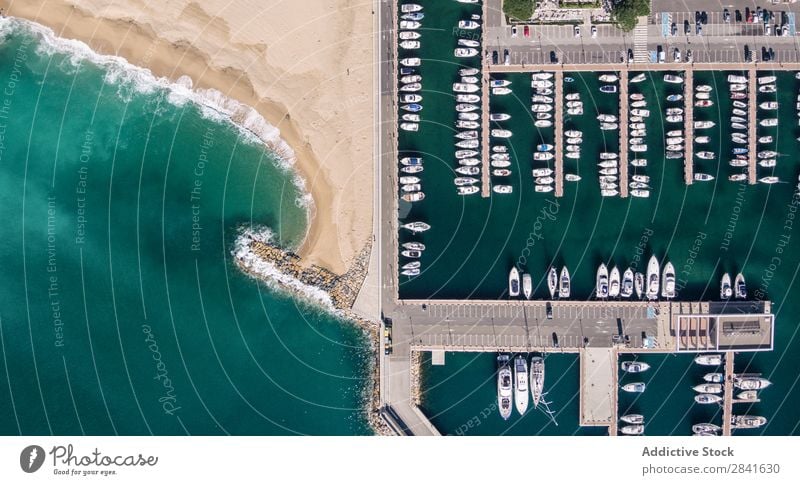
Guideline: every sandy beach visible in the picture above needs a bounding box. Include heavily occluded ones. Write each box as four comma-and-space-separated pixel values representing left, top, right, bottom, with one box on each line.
4, 0, 374, 274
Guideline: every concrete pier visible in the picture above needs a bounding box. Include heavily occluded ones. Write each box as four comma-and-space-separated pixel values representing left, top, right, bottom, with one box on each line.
580, 347, 617, 431
748, 68, 758, 185
488, 62, 800, 74
722, 351, 735, 436
618, 70, 629, 198
554, 71, 564, 197
684, 70, 694, 185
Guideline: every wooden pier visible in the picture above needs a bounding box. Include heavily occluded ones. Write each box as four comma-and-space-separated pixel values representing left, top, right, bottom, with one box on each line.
554, 71, 564, 197
481, 56, 491, 197
684, 69, 694, 185
748, 68, 758, 185
722, 351, 735, 436
618, 70, 629, 198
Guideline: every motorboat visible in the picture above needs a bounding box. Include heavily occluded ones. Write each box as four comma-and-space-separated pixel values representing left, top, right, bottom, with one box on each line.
695, 394, 723, 404
399, 176, 420, 185
401, 165, 423, 174
453, 82, 479, 93
565, 130, 582, 138
631, 159, 648, 166
399, 20, 421, 29
601, 189, 619, 197
600, 123, 618, 130
759, 176, 780, 184
533, 152, 554, 161
620, 425, 644, 435
536, 112, 553, 120
732, 108, 747, 116
400, 94, 422, 103
729, 84, 747, 92
457, 39, 479, 48
666, 94, 683, 101
565, 152, 580, 159
704, 373, 723, 383
400, 122, 419, 131
622, 382, 646, 393
457, 20, 480, 30
514, 355, 529, 415
631, 189, 650, 198
455, 130, 478, 140
759, 118, 778, 127
645, 255, 659, 300
453, 177, 478, 186
730, 92, 746, 100
402, 114, 420, 123
735, 273, 746, 298
455, 149, 479, 159
530, 80, 554, 89
531, 72, 554, 80
695, 100, 713, 107
737, 390, 758, 400
621, 361, 651, 373
508, 267, 520, 297
401, 192, 424, 202
537, 143, 554, 152
497, 355, 513, 420
666, 107, 683, 116
401, 249, 421, 258
559, 267, 570, 299
460, 76, 479, 84
696, 151, 715, 160
401, 103, 423, 112
694, 173, 714, 182
634, 272, 644, 299
596, 263, 609, 298
621, 414, 644, 424
400, 74, 421, 84
399, 40, 420, 49
532, 95, 554, 103
692, 423, 721, 434
456, 103, 479, 112
535, 185, 554, 193
666, 115, 683, 123
631, 109, 650, 117
456, 94, 480, 103
758, 150, 778, 158
694, 354, 722, 366
522, 273, 532, 300
598, 161, 616, 169
758, 135, 773, 144
401, 268, 420, 276
608, 266, 621, 298
459, 67, 479, 76
534, 120, 553, 128
532, 168, 554, 177
492, 169, 511, 177
733, 377, 772, 390
456, 120, 479, 129
490, 113, 511, 121
729, 174, 747, 182
758, 75, 777, 85
493, 87, 512, 95
630, 144, 647, 152
694, 121, 715, 129
399, 31, 421, 40
565, 173, 581, 182
599, 85, 617, 94
664, 74, 683, 84
732, 415, 767, 429
493, 185, 513, 194
696, 84, 713, 93
720, 273, 732, 299
598, 73, 619, 83
492, 145, 508, 153
631, 73, 646, 83
620, 268, 634, 298
400, 4, 422, 13
490, 160, 510, 168
491, 153, 510, 161
535, 177, 554, 185
727, 74, 747, 83
531, 104, 553, 113
693, 383, 723, 394
630, 93, 645, 101
760, 101, 778, 110
530, 356, 544, 407
402, 242, 425, 251
455, 139, 479, 148
597, 114, 617, 123
457, 186, 479, 195
401, 261, 421, 271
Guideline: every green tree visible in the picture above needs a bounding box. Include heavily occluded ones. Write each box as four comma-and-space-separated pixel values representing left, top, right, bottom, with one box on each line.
503, 0, 534, 21
610, 0, 651, 32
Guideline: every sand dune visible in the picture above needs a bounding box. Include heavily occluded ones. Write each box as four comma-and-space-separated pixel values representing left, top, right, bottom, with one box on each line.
6, 0, 375, 274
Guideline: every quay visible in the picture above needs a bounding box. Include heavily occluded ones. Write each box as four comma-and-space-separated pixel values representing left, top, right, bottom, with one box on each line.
684, 70, 694, 185
554, 71, 564, 197
748, 68, 758, 185
487, 62, 800, 74
618, 70, 629, 198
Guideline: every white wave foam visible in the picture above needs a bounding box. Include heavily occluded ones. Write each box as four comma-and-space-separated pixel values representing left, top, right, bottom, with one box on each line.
233, 228, 334, 310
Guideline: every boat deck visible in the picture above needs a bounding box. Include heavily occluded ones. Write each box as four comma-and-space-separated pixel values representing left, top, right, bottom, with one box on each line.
554, 71, 564, 197
748, 68, 758, 185
722, 351, 735, 436
580, 347, 617, 429
618, 71, 629, 198
684, 70, 694, 185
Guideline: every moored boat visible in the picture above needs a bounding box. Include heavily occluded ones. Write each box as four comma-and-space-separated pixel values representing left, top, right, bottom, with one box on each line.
530, 356, 544, 408
559, 267, 570, 298
621, 414, 644, 424
695, 394, 723, 404
694, 354, 722, 366
514, 355, 529, 415
548, 267, 558, 298
645, 255, 659, 300
509, 267, 520, 298
621, 361, 651, 373
734, 273, 746, 298
662, 262, 676, 299
622, 382, 646, 393
620, 424, 644, 435
609, 266, 621, 298
693, 383, 723, 394
522, 273, 532, 300
596, 263, 609, 299
497, 355, 513, 420
720, 273, 732, 299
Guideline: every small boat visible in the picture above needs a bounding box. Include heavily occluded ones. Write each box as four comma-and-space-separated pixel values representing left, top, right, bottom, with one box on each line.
631, 73, 646, 83
514, 355, 529, 415
733, 377, 772, 390
454, 177, 478, 186
759, 118, 778, 127
533, 152, 554, 161
631, 109, 650, 117
758, 75, 777, 85
695, 394, 723, 405
727, 75, 747, 84
456, 120, 479, 129
694, 354, 722, 366
621, 361, 650, 373
696, 151, 715, 160
565, 152, 580, 159
401, 165, 423, 174
695, 100, 713, 107
399, 31, 421, 40
599, 74, 619, 83
492, 169, 511, 177
720, 273, 732, 299
621, 414, 644, 424
600, 123, 618, 130
508, 267, 520, 298
457, 39, 479, 49
695, 136, 710, 144
490, 153, 510, 161
601, 189, 619, 197
401, 242, 425, 252
758, 135, 773, 144
455, 130, 478, 140
599, 152, 618, 160
456, 94, 480, 103
532, 95, 554, 103
565, 130, 582, 138
666, 94, 683, 101
597, 114, 617, 123
535, 185, 554, 193
694, 121, 715, 129
537, 143, 554, 152
399, 40, 420, 49
565, 174, 581, 182
608, 266, 621, 298
631, 159, 648, 167
400, 4, 422, 13
630, 93, 645, 101
759, 176, 780, 184
531, 72, 554, 80
695, 84, 713, 93
532, 168, 553, 177
758, 150, 778, 159
493, 185, 512, 194
737, 390, 758, 400
457, 186, 479, 195
559, 267, 570, 299
455, 139, 479, 148
630, 144, 647, 152
734, 273, 746, 299
634, 272, 644, 299
534, 120, 553, 128
497, 355, 513, 420
490, 113, 511, 121
664, 74, 683, 84
622, 382, 646, 393
531, 104, 553, 113
400, 249, 420, 258
400, 94, 422, 103
455, 150, 479, 159
620, 268, 634, 298
704, 373, 723, 383
459, 67, 479, 76
401, 192, 424, 202
401, 261, 421, 271
530, 356, 544, 408
732, 415, 767, 429
530, 79, 554, 89
492, 87, 512, 95
620, 425, 644, 435
598, 161, 616, 169
693, 383, 723, 394
596, 263, 609, 299
729, 174, 747, 182
457, 20, 480, 30
692, 423, 721, 434
400, 122, 419, 132
536, 112, 553, 120
401, 268, 420, 276
402, 114, 420, 123
490, 160, 510, 168
694, 173, 714, 182
492, 146, 508, 153
599, 85, 617, 94
522, 274, 533, 300
453, 82, 479, 93
535, 177, 554, 185
666, 115, 683, 123
759, 101, 778, 110
455, 103, 479, 112
645, 255, 659, 300
631, 189, 650, 198
399, 176, 420, 185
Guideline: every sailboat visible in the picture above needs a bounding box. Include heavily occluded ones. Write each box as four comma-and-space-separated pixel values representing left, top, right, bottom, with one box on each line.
559, 267, 571, 298
514, 355, 529, 415
509, 267, 520, 298
609, 266, 621, 298
634, 272, 644, 299
522, 273, 533, 300
621, 268, 634, 298
720, 273, 732, 299
733, 377, 772, 390
530, 356, 544, 408
497, 355, 513, 420
620, 424, 645, 435
547, 267, 558, 299
661, 262, 676, 298
734, 273, 747, 298
646, 255, 660, 300
620, 414, 644, 424
596, 263, 609, 299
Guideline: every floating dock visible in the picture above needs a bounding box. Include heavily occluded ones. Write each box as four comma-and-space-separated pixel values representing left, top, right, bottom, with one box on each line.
618, 70, 629, 198
722, 351, 735, 436
748, 68, 758, 185
684, 70, 694, 185
580, 347, 617, 431
554, 71, 564, 197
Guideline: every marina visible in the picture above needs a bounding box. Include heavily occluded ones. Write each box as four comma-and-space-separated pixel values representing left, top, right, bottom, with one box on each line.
383, 0, 795, 436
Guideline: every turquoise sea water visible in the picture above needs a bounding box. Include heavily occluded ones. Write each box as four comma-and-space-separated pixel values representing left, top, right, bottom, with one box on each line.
0, 19, 371, 435
404, 0, 800, 435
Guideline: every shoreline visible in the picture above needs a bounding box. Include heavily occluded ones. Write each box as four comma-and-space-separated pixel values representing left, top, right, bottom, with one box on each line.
5, 0, 374, 275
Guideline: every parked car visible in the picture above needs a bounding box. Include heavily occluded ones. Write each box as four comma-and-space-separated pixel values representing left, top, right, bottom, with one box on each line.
492, 50, 498, 64
511, 25, 518, 37
686, 49, 693, 63
574, 25, 581, 37
591, 25, 597, 38
684, 20, 691, 34
627, 49, 633, 62
524, 25, 530, 37
723, 9, 731, 23
673, 47, 681, 62
503, 49, 510, 65
671, 22, 677, 36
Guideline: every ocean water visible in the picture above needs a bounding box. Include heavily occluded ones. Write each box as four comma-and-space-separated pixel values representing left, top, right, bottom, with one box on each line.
406, 0, 800, 435
0, 18, 371, 435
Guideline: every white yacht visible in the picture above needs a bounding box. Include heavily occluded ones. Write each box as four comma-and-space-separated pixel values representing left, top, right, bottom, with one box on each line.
530, 356, 545, 408
662, 262, 676, 299
621, 268, 634, 298
547, 267, 558, 299
634, 272, 644, 299
620, 424, 645, 435
645, 255, 659, 300
694, 354, 723, 366
733, 377, 772, 390
497, 355, 513, 420
514, 355, 529, 415
522, 273, 533, 300
695, 394, 723, 404
621, 361, 651, 373
454, 48, 479, 58
622, 382, 646, 393
621, 414, 644, 424
734, 273, 747, 298
720, 273, 732, 299
508, 267, 520, 298
596, 263, 609, 299
609, 266, 621, 298
693, 383, 723, 394
559, 267, 570, 298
